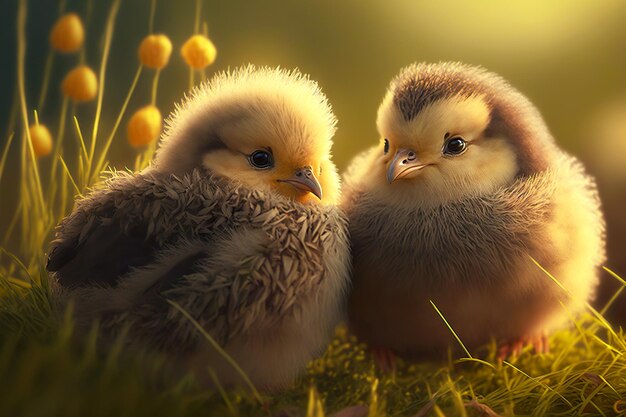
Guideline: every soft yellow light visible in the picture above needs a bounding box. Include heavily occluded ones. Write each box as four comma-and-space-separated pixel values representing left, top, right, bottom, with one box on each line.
378, 0, 620, 57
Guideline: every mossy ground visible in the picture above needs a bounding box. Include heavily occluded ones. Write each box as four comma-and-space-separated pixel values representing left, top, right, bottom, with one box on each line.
2, 0, 626, 416
1, 274, 625, 417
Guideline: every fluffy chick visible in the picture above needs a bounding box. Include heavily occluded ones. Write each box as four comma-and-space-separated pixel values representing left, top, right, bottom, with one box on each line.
47, 66, 350, 390
343, 62, 605, 362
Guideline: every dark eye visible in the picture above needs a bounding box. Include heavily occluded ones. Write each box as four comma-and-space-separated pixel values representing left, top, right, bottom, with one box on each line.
383, 138, 390, 154
443, 136, 467, 156
249, 150, 274, 169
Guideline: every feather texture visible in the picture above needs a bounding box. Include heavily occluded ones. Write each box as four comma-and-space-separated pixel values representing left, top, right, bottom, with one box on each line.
49, 169, 350, 389
343, 62, 605, 359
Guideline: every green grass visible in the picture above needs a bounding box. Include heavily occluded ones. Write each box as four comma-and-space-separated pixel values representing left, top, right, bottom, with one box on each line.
1, 275, 626, 417
2, 0, 626, 416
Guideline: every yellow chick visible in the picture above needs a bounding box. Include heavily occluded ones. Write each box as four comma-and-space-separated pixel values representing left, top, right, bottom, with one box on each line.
47, 66, 349, 391
343, 62, 605, 367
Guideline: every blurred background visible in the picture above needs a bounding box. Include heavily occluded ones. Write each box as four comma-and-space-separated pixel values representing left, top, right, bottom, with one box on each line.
1, 0, 625, 321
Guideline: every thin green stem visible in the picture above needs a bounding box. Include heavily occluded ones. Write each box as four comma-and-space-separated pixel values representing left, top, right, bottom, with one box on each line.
600, 287, 625, 316
194, 0, 201, 34
19, 129, 27, 253
84, 0, 93, 24
603, 266, 626, 286
151, 69, 160, 105
5, 84, 20, 142
59, 156, 81, 196
201, 21, 209, 81
79, 0, 93, 65
90, 65, 143, 184
58, 164, 69, 220
207, 367, 237, 416
57, 0, 66, 14
88, 0, 121, 183
36, 51, 55, 112
77, 141, 86, 188
0, 132, 15, 186
431, 300, 472, 359
189, 0, 202, 90
133, 153, 142, 173
3, 199, 22, 246
167, 300, 264, 405
73, 116, 89, 167
148, 0, 157, 34
47, 96, 69, 201
0, 247, 32, 282
17, 0, 46, 220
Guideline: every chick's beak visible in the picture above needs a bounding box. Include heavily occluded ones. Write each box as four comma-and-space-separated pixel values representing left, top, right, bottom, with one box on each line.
387, 148, 427, 183
278, 167, 323, 200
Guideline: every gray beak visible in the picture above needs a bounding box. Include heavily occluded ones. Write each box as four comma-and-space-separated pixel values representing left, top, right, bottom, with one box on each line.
278, 167, 323, 200
387, 148, 427, 183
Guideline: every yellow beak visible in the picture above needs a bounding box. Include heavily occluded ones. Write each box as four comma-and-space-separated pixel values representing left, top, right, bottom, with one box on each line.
387, 148, 427, 183
278, 167, 323, 200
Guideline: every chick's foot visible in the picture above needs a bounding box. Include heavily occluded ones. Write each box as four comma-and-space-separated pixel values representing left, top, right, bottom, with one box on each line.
497, 333, 549, 361
371, 346, 397, 373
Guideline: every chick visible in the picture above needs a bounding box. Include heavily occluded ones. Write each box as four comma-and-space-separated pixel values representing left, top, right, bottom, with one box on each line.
47, 66, 350, 390
343, 62, 605, 365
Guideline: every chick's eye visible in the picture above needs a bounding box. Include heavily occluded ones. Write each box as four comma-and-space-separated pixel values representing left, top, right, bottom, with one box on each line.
443, 137, 467, 156
249, 150, 274, 169
383, 138, 390, 154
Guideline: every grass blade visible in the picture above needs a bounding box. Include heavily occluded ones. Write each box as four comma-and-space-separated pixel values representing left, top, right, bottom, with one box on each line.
431, 300, 473, 359
16, 0, 46, 220
91, 64, 143, 183
58, 156, 81, 196
0, 132, 15, 186
88, 0, 121, 182
167, 299, 264, 404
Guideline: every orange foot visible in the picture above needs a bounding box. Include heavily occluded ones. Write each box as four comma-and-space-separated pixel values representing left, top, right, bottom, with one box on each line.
497, 333, 549, 361
371, 346, 397, 373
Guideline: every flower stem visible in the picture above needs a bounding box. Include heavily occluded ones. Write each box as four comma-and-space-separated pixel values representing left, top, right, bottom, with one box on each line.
36, 51, 55, 112
46, 96, 69, 205
151, 69, 160, 105
90, 65, 143, 184
88, 0, 121, 185
17, 0, 46, 221
148, 0, 157, 34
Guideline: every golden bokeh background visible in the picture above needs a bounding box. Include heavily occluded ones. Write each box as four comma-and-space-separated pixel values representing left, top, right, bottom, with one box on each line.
1, 0, 626, 318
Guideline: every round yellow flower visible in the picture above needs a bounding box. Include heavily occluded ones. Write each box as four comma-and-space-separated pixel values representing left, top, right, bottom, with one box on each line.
138, 34, 173, 69
50, 13, 85, 53
62, 65, 98, 102
181, 34, 217, 69
127, 105, 162, 148
28, 124, 53, 157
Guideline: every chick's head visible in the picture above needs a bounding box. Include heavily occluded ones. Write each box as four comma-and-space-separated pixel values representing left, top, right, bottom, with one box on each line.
154, 66, 340, 205
369, 62, 556, 208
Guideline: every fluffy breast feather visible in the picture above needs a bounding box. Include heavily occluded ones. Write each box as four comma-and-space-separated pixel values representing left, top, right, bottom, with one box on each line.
344, 163, 560, 289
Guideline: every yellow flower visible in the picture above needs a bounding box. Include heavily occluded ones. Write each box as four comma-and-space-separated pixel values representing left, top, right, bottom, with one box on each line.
127, 105, 162, 148
138, 34, 173, 69
181, 34, 217, 69
62, 65, 98, 102
50, 13, 85, 53
28, 124, 53, 157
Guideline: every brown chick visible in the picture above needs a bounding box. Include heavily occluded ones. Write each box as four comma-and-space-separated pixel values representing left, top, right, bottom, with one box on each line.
47, 66, 350, 391
342, 62, 605, 366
